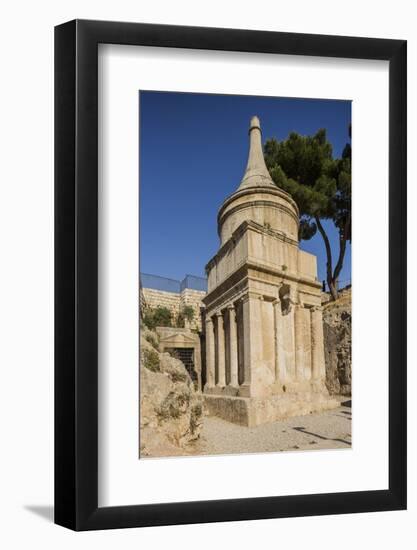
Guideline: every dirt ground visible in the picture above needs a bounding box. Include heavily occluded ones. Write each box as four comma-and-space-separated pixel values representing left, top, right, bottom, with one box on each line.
142, 399, 352, 458
196, 401, 351, 456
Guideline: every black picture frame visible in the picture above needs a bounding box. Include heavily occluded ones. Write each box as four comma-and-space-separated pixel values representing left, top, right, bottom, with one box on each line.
55, 19, 407, 531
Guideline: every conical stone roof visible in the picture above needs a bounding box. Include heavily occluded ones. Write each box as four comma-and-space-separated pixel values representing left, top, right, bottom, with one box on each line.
237, 116, 275, 190
217, 115, 299, 246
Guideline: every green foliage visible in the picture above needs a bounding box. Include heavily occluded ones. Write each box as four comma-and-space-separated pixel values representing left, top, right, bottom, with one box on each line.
264, 128, 350, 229
143, 306, 172, 330
176, 305, 195, 328
144, 331, 159, 350
142, 348, 160, 372
264, 126, 351, 300
182, 305, 195, 321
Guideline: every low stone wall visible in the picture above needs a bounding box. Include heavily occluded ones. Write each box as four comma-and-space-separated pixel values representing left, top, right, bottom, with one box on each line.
204, 393, 339, 427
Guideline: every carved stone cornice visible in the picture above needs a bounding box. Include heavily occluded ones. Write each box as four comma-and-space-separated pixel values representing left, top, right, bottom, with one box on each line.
205, 219, 298, 274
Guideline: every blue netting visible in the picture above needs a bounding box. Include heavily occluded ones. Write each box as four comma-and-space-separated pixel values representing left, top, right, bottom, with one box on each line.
180, 275, 208, 292
140, 273, 207, 293
140, 273, 180, 293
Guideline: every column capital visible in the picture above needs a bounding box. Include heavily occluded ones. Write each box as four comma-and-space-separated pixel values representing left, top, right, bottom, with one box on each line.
215, 310, 223, 318
311, 305, 323, 313
205, 316, 214, 325
241, 292, 262, 304
226, 303, 235, 311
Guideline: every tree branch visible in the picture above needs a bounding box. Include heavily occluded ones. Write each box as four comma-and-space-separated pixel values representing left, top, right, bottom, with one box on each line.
333, 215, 351, 282
315, 216, 333, 282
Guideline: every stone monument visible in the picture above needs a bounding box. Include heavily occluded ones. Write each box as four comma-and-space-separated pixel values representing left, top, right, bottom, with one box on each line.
202, 116, 338, 426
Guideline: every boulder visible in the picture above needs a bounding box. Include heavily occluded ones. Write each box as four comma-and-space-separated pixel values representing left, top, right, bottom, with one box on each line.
140, 328, 203, 457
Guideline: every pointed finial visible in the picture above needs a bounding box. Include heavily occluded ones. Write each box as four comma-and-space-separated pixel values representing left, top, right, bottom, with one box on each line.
238, 116, 275, 190
250, 115, 261, 131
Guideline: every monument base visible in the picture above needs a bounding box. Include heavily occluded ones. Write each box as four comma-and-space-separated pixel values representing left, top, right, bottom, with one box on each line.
203, 392, 340, 427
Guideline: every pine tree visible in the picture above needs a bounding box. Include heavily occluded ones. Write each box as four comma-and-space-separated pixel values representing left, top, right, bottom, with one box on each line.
264, 126, 351, 301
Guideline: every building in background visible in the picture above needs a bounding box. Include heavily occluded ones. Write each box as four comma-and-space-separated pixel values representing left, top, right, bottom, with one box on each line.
141, 273, 207, 331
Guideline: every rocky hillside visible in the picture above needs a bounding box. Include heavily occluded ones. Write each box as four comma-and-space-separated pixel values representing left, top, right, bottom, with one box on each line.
140, 327, 204, 457
322, 288, 352, 396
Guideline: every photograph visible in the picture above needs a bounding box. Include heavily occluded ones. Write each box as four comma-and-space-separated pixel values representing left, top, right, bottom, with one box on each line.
139, 91, 352, 458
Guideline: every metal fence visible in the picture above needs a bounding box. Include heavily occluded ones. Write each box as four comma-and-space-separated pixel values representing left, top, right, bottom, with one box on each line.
180, 274, 208, 292
140, 272, 207, 293
140, 273, 181, 293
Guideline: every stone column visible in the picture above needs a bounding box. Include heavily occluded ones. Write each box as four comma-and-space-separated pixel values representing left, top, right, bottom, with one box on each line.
204, 316, 215, 389
294, 304, 305, 381
273, 298, 283, 383
311, 306, 326, 381
239, 293, 264, 396
295, 303, 313, 381
240, 295, 251, 391
216, 311, 226, 387
227, 304, 239, 387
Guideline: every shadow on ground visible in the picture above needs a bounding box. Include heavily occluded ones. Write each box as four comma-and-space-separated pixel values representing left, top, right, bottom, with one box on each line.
24, 505, 54, 523
292, 426, 351, 446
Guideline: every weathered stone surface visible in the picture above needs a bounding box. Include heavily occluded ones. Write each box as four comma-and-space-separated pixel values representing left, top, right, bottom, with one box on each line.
140, 328, 204, 457
156, 326, 202, 390
322, 289, 352, 396
142, 287, 206, 330
204, 391, 339, 427
201, 116, 338, 425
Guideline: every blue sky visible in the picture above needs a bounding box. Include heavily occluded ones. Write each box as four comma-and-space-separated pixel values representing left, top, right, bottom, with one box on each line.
140, 91, 351, 287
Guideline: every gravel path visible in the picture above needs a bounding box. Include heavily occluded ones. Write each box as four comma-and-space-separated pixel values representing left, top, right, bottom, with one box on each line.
196, 403, 351, 456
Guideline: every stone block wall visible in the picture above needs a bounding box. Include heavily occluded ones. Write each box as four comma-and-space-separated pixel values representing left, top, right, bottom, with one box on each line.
142, 287, 206, 330
142, 288, 181, 317
180, 288, 206, 329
